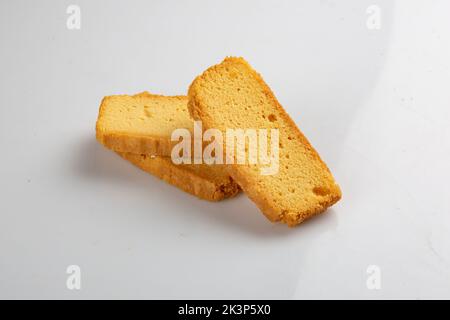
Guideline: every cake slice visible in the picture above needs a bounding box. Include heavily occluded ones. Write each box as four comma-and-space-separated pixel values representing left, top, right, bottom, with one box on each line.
117, 153, 239, 201
188, 57, 341, 226
96, 92, 240, 201
96, 92, 191, 156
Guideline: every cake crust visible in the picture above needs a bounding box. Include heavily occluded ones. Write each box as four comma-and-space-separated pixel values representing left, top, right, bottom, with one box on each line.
117, 153, 240, 201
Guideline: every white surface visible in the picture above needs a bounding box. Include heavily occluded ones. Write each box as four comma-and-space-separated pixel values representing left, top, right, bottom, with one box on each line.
1, 0, 450, 299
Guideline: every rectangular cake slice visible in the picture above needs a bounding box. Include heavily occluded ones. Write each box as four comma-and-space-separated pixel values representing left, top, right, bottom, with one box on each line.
96, 92, 191, 156
96, 92, 239, 201
188, 57, 341, 225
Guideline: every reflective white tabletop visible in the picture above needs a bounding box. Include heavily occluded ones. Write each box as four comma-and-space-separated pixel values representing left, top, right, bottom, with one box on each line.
1, 0, 449, 299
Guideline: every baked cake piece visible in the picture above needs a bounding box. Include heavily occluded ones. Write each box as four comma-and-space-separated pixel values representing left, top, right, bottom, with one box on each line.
188, 57, 341, 225
96, 92, 191, 156
96, 92, 239, 201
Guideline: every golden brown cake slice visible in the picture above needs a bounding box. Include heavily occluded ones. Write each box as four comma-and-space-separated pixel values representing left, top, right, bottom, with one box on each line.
95, 91, 240, 201
188, 57, 341, 226
96, 92, 191, 156
117, 153, 239, 201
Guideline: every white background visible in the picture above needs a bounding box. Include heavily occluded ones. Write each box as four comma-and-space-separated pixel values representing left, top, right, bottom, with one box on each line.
1, 0, 449, 299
